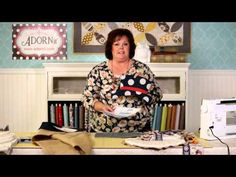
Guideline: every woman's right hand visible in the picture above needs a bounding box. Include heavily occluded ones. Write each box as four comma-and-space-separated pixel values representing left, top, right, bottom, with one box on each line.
94, 101, 114, 112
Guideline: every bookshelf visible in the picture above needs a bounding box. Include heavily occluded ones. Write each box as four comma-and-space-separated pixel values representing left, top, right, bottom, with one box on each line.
43, 62, 190, 131
43, 63, 97, 130
148, 63, 190, 131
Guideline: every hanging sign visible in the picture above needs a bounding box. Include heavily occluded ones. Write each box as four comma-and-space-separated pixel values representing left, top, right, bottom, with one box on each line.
12, 23, 67, 60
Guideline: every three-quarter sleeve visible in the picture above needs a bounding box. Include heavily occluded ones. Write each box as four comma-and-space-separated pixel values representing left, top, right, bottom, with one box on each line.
83, 67, 101, 110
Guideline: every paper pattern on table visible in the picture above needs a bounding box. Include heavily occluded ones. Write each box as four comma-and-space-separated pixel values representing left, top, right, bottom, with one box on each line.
104, 107, 141, 118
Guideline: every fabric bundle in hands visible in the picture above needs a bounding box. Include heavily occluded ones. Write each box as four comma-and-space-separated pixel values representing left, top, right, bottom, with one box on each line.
112, 74, 153, 104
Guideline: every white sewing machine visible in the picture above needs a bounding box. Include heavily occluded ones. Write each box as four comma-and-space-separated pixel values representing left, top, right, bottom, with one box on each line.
200, 98, 236, 140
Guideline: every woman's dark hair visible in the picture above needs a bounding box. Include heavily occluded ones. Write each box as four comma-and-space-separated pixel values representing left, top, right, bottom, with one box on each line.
105, 28, 136, 60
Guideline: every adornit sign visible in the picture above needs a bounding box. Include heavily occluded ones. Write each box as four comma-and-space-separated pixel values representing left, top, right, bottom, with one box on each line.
12, 23, 67, 60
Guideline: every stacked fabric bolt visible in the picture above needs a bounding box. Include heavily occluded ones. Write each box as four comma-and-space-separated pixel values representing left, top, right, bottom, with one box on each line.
0, 129, 19, 155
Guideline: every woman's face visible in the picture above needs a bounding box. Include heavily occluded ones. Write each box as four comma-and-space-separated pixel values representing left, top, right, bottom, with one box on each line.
112, 35, 130, 61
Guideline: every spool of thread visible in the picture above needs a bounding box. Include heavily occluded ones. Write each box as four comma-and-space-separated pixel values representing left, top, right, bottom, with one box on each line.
183, 143, 190, 155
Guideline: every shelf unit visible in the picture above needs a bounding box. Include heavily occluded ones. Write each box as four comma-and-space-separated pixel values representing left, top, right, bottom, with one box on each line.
44, 63, 97, 101
43, 62, 190, 130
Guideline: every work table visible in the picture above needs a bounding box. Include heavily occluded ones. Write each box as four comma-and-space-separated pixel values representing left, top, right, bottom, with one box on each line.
11, 132, 236, 155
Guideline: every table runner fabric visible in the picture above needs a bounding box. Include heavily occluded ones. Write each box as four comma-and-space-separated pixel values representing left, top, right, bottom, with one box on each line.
31, 122, 93, 155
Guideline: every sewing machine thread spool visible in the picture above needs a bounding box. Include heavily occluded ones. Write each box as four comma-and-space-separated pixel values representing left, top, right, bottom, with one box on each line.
156, 133, 163, 141
153, 131, 163, 141
183, 143, 190, 155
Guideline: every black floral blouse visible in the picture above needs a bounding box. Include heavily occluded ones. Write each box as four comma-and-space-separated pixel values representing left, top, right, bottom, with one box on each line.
83, 59, 162, 132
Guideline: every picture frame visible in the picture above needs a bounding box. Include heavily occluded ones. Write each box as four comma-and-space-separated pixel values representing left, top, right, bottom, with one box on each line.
73, 22, 191, 53
178, 22, 191, 53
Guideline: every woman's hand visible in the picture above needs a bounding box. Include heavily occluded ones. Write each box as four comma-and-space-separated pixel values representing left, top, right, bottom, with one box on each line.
94, 101, 114, 112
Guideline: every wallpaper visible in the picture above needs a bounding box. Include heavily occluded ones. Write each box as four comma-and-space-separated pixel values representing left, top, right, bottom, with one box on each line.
188, 22, 236, 69
1, 22, 236, 69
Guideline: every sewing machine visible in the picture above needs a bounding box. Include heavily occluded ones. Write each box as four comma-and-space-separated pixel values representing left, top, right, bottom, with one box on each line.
200, 98, 236, 140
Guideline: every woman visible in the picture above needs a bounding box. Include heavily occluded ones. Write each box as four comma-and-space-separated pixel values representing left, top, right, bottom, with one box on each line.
83, 28, 162, 132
